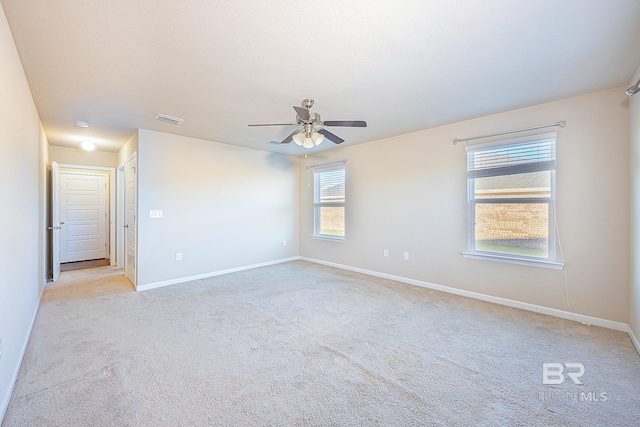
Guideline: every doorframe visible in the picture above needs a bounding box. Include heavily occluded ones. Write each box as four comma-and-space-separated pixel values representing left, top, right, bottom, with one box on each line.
117, 163, 125, 269
57, 164, 116, 265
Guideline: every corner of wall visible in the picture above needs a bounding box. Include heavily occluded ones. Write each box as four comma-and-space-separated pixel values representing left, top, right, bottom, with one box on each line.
629, 65, 640, 348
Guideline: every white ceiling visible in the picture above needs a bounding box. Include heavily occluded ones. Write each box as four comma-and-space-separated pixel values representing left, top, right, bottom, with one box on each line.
2, 0, 640, 155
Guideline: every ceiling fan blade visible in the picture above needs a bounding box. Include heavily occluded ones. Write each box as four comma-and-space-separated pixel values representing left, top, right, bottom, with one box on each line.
317, 128, 345, 144
293, 106, 311, 121
280, 130, 300, 144
323, 120, 367, 127
248, 123, 297, 127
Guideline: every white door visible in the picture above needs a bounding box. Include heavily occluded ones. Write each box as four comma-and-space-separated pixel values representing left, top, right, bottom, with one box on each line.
52, 162, 61, 281
59, 172, 107, 262
124, 153, 137, 285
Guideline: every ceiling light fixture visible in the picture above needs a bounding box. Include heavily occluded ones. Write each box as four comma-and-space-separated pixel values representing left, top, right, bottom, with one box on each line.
155, 113, 184, 125
81, 140, 95, 151
292, 124, 325, 149
627, 77, 640, 96
75, 120, 89, 128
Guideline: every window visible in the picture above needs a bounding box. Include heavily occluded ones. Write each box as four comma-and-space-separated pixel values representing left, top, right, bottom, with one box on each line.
313, 166, 346, 239
465, 133, 558, 266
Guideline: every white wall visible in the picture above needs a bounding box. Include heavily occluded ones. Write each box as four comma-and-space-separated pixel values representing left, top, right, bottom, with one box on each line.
136, 130, 299, 287
49, 145, 117, 168
0, 4, 47, 421
301, 87, 630, 324
630, 67, 640, 344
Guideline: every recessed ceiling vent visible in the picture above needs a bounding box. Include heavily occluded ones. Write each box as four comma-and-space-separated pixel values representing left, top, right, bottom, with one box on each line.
155, 113, 184, 125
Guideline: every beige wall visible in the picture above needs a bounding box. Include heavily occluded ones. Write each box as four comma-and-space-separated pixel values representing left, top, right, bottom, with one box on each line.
630, 67, 640, 342
117, 130, 139, 167
136, 130, 300, 287
49, 145, 117, 168
0, 4, 48, 420
301, 87, 630, 323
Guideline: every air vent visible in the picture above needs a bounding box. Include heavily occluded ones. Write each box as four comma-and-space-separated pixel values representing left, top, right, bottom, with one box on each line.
155, 113, 184, 125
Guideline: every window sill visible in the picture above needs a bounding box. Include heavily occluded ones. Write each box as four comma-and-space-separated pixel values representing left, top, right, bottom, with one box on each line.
461, 251, 564, 270
310, 235, 347, 242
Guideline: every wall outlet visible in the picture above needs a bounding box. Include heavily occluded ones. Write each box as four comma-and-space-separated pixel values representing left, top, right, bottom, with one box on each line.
383, 249, 389, 257
282, 240, 287, 247
176, 253, 182, 261
404, 252, 409, 261
149, 210, 163, 218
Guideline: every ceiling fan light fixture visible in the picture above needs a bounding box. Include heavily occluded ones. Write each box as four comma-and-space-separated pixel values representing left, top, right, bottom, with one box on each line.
292, 131, 317, 148
311, 131, 324, 146
292, 132, 305, 146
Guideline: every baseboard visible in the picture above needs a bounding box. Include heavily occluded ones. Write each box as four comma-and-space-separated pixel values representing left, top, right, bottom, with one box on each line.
136, 256, 301, 292
300, 257, 629, 333
629, 326, 640, 356
1, 282, 46, 424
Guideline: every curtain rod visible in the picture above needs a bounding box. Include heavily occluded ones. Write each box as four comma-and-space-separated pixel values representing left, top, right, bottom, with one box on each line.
453, 120, 566, 145
306, 159, 348, 170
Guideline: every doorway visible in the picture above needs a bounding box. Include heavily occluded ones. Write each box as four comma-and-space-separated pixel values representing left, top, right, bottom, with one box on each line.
51, 163, 115, 279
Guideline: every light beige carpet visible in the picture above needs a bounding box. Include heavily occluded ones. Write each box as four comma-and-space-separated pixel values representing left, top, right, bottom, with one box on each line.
3, 261, 640, 426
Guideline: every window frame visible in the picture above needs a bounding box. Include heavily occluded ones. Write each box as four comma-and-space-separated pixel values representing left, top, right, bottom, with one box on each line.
312, 165, 346, 241
462, 133, 563, 269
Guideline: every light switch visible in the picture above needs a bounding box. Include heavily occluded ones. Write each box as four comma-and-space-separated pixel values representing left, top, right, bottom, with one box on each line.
149, 210, 163, 218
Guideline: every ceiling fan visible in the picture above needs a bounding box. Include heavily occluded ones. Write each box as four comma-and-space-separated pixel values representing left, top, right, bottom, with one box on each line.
248, 99, 367, 148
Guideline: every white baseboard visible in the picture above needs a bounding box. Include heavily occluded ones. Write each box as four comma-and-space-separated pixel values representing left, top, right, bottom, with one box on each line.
300, 257, 630, 333
1, 283, 46, 424
629, 326, 640, 356
136, 256, 301, 292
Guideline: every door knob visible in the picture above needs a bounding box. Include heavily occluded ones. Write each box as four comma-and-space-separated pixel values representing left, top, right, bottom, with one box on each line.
123, 224, 129, 228
60, 221, 65, 224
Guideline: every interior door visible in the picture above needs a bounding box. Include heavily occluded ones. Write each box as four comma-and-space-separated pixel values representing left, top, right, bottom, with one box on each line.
52, 162, 61, 281
125, 153, 137, 286
59, 172, 107, 262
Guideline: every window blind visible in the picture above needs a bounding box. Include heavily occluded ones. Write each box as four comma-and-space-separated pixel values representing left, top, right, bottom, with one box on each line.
466, 134, 556, 179
314, 168, 345, 204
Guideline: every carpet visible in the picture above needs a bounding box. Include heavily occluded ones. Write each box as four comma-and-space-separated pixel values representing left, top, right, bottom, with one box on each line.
3, 261, 639, 426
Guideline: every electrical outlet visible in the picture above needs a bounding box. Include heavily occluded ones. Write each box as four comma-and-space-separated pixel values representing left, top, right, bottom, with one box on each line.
176, 253, 182, 261
282, 240, 287, 246
404, 252, 409, 261
383, 249, 389, 257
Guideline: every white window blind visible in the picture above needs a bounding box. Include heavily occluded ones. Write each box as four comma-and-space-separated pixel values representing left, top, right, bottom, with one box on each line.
314, 168, 345, 204
467, 134, 556, 179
